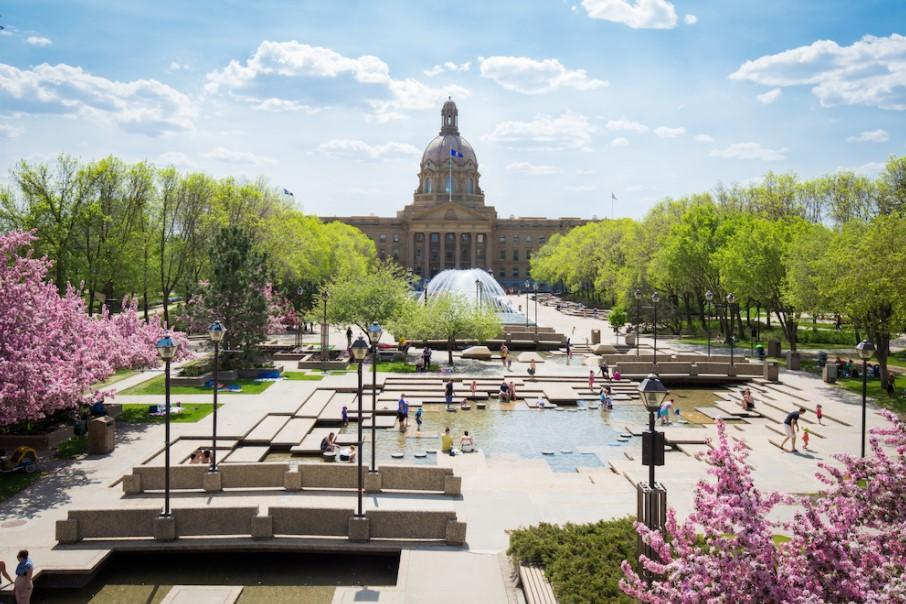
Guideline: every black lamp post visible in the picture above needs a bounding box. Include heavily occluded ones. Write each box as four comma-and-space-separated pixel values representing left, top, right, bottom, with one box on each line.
651, 292, 660, 366
705, 290, 714, 358
726, 293, 736, 366
207, 321, 225, 472
524, 280, 531, 326
637, 373, 668, 574
533, 283, 539, 341
351, 336, 369, 517
634, 288, 642, 357
857, 339, 874, 458
156, 334, 177, 516
296, 287, 305, 347
320, 290, 330, 363
368, 321, 383, 472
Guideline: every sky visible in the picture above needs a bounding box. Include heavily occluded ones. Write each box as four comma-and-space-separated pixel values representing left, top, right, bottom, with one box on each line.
0, 0, 904, 220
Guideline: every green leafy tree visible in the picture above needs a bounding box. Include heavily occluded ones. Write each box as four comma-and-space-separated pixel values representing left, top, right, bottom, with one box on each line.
203, 226, 269, 369
324, 262, 411, 340
817, 215, 906, 389
390, 293, 501, 364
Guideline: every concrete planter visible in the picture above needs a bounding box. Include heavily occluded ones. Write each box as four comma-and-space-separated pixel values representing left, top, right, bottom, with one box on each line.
0, 424, 73, 452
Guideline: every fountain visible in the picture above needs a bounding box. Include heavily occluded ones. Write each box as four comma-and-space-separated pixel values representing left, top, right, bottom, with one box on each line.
423, 269, 527, 324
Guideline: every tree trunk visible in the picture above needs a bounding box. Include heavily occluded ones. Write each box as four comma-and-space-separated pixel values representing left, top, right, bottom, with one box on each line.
448, 337, 454, 365
162, 288, 170, 328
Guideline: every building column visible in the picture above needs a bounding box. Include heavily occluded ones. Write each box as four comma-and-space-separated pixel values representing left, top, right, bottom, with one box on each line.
470, 234, 476, 268
486, 231, 494, 275
440, 233, 446, 271
454, 232, 461, 269
408, 231, 415, 272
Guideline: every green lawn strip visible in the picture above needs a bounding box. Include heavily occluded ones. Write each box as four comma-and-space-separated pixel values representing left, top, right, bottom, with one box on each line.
508, 518, 638, 604
92, 368, 140, 389
886, 350, 906, 369
54, 434, 88, 459
375, 361, 440, 373
118, 403, 220, 423
772, 534, 792, 546
835, 378, 906, 414
284, 372, 325, 381
120, 375, 275, 396
0, 470, 44, 502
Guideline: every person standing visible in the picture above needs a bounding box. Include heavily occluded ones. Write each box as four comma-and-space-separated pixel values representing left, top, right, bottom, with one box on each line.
415, 406, 423, 432
397, 395, 409, 430
346, 326, 353, 349
588, 370, 595, 391
780, 407, 807, 452
422, 346, 432, 372
528, 359, 537, 377
0, 560, 12, 585
500, 343, 509, 367
444, 380, 454, 410
14, 549, 33, 604
565, 337, 572, 359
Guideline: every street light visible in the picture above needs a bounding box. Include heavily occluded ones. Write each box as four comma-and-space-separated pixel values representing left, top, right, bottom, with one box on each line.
533, 283, 539, 342
726, 293, 736, 366
351, 336, 369, 518
705, 290, 714, 359
637, 373, 668, 574
207, 321, 226, 472
634, 288, 642, 357
296, 286, 305, 347
368, 321, 383, 472
321, 290, 330, 363
651, 291, 660, 366
156, 333, 177, 517
524, 280, 531, 327
857, 339, 875, 458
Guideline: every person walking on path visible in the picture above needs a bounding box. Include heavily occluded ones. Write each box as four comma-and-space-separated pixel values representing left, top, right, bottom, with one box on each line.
815, 403, 824, 425
346, 326, 353, 349
780, 407, 807, 452
14, 550, 33, 604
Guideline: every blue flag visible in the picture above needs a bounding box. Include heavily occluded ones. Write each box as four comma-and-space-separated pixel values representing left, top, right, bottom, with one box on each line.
450, 148, 456, 157
283, 188, 294, 197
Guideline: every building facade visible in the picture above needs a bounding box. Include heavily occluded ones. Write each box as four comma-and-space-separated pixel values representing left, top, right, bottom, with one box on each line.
324, 100, 587, 287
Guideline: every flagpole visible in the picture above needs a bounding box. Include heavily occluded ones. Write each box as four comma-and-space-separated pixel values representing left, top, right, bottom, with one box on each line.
448, 156, 452, 203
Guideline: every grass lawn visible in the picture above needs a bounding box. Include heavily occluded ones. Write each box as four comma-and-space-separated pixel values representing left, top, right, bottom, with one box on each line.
670, 335, 853, 351
886, 350, 906, 369
54, 434, 88, 459
375, 361, 440, 373
120, 375, 275, 396
284, 371, 325, 381
92, 367, 139, 389
118, 403, 220, 423
0, 470, 44, 502
836, 378, 906, 415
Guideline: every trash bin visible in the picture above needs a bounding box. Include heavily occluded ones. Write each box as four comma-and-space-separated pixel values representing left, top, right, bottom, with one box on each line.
822, 363, 837, 383
767, 339, 782, 357
590, 329, 601, 345
87, 416, 115, 454
786, 350, 801, 371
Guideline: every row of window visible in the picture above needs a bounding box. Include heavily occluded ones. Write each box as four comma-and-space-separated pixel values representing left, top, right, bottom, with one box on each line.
375, 233, 547, 245
423, 176, 475, 194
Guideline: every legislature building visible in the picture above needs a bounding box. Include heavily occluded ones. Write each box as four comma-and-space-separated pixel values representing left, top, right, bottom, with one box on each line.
324, 99, 587, 287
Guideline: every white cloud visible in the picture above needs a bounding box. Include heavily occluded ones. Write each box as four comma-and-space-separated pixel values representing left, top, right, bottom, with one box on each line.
506, 161, 564, 175
479, 56, 607, 95
26, 35, 52, 47
581, 0, 678, 29
850, 161, 886, 174
611, 137, 629, 147
168, 61, 190, 71
424, 61, 471, 77
203, 146, 275, 165
756, 88, 782, 104
847, 129, 888, 143
484, 111, 595, 150
0, 62, 197, 135
0, 123, 23, 138
565, 184, 596, 192
730, 33, 906, 110
158, 151, 194, 168
625, 184, 648, 192
684, 14, 698, 25
606, 118, 648, 133
654, 126, 685, 138
249, 97, 320, 112
694, 134, 715, 143
317, 139, 419, 160
205, 40, 466, 122
710, 142, 788, 161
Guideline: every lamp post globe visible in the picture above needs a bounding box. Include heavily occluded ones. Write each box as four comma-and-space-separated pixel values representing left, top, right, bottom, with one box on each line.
856, 339, 875, 458
207, 321, 225, 472
705, 290, 714, 358
156, 333, 176, 517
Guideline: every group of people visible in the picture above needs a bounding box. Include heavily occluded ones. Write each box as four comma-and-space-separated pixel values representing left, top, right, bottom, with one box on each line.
441, 426, 475, 456
415, 346, 433, 372
319, 432, 357, 462
0, 550, 33, 603
498, 379, 518, 402
188, 447, 212, 465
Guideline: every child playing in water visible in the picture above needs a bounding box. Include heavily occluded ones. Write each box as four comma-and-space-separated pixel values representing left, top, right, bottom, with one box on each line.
802, 428, 811, 451
815, 404, 823, 425
588, 370, 595, 390
415, 406, 423, 431
470, 380, 478, 398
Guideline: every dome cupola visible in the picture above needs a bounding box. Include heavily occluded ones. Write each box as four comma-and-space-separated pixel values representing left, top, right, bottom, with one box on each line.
415, 99, 483, 206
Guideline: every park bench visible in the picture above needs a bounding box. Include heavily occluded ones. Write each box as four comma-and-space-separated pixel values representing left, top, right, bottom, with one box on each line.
519, 565, 558, 604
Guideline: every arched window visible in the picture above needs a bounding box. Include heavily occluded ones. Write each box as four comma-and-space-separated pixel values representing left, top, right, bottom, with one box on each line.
426, 178, 432, 193
445, 175, 452, 193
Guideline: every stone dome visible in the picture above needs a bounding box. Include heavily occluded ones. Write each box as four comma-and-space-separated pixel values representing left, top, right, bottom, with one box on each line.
420, 134, 477, 169
414, 98, 483, 203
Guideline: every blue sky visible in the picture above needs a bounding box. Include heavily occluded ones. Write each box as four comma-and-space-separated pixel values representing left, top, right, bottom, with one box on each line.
1, 0, 904, 219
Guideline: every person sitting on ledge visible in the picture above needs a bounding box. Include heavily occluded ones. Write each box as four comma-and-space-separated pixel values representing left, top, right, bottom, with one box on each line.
498, 380, 510, 402
441, 427, 454, 455
339, 445, 356, 462
460, 430, 475, 453
320, 432, 337, 453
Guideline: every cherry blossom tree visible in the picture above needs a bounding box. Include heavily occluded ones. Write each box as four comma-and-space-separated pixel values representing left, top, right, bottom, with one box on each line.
620, 416, 906, 603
